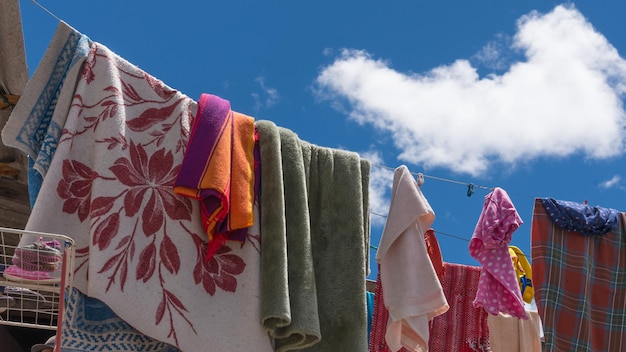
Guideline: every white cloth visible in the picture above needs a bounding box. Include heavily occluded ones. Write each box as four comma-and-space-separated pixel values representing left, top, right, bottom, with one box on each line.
7, 37, 272, 352
376, 165, 449, 352
488, 309, 542, 352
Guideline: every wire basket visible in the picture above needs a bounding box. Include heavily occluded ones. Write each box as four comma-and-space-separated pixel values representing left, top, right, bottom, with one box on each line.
0, 227, 75, 330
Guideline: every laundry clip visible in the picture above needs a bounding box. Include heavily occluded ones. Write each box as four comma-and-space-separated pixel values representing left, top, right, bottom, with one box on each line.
467, 183, 475, 197
416, 173, 425, 186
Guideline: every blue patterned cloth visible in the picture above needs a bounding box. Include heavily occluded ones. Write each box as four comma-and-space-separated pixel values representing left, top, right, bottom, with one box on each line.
28, 157, 42, 207
61, 288, 179, 352
1, 22, 92, 206
540, 198, 619, 236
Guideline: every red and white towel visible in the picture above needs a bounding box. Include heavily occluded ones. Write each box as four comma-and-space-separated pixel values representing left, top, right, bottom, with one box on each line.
8, 39, 271, 351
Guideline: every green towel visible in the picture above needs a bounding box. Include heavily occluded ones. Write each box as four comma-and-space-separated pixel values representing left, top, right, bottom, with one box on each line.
301, 141, 369, 352
257, 120, 370, 352
258, 121, 321, 351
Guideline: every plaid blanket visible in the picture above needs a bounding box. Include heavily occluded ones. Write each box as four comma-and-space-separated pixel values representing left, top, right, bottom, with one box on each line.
532, 198, 626, 351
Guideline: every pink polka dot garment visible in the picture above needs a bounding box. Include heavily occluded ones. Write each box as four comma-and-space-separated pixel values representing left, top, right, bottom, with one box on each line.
468, 187, 529, 320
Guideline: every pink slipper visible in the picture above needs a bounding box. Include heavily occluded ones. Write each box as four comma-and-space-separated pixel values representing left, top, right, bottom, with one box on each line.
2, 265, 60, 284
13, 240, 62, 264
11, 256, 59, 272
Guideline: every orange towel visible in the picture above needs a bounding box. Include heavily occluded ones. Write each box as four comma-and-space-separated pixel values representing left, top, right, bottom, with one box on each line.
174, 93, 255, 259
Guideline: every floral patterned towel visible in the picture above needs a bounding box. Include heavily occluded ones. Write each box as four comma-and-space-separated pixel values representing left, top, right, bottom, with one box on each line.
15, 40, 272, 351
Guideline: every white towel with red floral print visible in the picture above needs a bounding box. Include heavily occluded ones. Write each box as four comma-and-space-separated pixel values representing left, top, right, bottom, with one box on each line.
22, 42, 272, 352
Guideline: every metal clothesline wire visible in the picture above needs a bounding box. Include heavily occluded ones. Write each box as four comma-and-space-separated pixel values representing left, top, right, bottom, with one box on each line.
372, 163, 495, 191
371, 163, 539, 200
32, 0, 64, 23
368, 211, 534, 261
368, 211, 471, 246
367, 164, 537, 262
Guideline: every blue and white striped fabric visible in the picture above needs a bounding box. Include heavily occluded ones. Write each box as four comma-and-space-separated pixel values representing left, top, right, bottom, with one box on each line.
1, 21, 92, 206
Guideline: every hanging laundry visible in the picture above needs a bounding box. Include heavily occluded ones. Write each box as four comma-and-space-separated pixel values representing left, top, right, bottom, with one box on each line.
370, 226, 448, 352
174, 93, 256, 260
257, 120, 320, 351
429, 263, 491, 352
3, 24, 272, 351
487, 308, 542, 352
1, 21, 92, 207
61, 287, 179, 352
532, 198, 626, 351
424, 228, 445, 281
469, 187, 528, 319
372, 165, 448, 352
540, 197, 619, 236
508, 245, 534, 304
256, 120, 370, 352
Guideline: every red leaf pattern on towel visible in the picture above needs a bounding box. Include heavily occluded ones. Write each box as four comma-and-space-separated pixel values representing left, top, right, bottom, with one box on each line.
127, 99, 184, 132
90, 196, 117, 218
143, 192, 165, 236
192, 234, 246, 296
57, 43, 249, 348
57, 160, 100, 222
160, 234, 180, 274
156, 296, 166, 325
109, 142, 192, 235
137, 242, 157, 283
93, 213, 120, 250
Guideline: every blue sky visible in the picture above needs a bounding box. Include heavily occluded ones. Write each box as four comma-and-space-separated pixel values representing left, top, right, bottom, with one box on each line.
18, 1, 626, 279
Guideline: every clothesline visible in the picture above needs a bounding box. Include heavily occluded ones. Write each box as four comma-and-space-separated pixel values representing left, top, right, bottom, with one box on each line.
369, 210, 469, 248
32, 0, 63, 22
369, 213, 533, 261
368, 165, 536, 262
373, 163, 494, 193
371, 163, 537, 199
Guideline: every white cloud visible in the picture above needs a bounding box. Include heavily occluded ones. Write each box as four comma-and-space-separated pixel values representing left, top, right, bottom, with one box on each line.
315, 5, 626, 176
471, 34, 513, 71
599, 175, 622, 189
252, 76, 279, 111
361, 150, 394, 226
